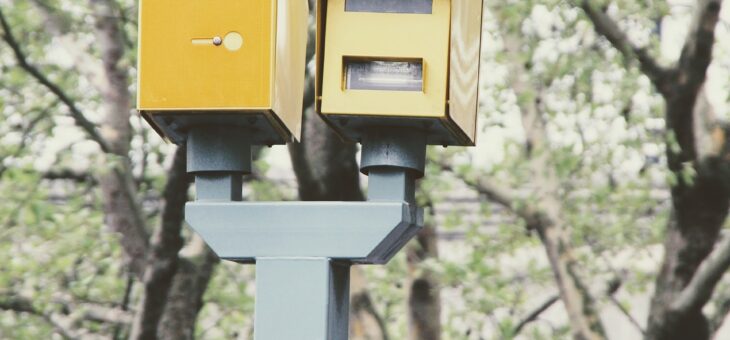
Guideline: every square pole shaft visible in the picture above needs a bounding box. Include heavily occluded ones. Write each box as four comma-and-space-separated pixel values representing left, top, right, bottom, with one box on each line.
254, 259, 350, 340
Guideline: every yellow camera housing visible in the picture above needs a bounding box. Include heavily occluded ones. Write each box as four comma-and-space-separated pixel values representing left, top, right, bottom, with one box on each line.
316, 0, 484, 146
138, 0, 309, 145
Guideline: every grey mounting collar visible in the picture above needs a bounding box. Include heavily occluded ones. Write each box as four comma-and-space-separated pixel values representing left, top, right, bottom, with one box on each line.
360, 127, 427, 178
187, 126, 253, 201
187, 126, 252, 174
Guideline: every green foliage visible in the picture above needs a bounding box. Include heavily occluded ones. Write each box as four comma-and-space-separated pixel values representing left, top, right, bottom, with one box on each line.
1, 0, 728, 339
0, 168, 122, 338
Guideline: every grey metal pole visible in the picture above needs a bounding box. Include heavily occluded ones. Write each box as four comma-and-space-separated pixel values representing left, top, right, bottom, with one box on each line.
255, 259, 350, 339
184, 125, 426, 340
254, 127, 426, 339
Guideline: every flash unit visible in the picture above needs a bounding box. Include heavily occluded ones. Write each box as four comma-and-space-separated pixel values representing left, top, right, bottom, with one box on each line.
344, 59, 424, 92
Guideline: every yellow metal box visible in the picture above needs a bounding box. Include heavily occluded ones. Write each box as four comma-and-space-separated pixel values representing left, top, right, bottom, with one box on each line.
138, 0, 309, 145
316, 0, 483, 146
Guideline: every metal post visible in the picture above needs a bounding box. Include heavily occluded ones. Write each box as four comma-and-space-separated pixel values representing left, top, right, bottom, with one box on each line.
187, 126, 252, 201
255, 259, 350, 340
183, 125, 427, 340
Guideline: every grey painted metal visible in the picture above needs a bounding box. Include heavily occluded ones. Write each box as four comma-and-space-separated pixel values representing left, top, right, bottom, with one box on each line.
367, 168, 416, 204
195, 174, 243, 201
186, 201, 421, 264
187, 126, 252, 173
325, 114, 465, 146
187, 126, 251, 202
255, 259, 350, 340
150, 112, 286, 146
359, 127, 427, 177
183, 125, 428, 339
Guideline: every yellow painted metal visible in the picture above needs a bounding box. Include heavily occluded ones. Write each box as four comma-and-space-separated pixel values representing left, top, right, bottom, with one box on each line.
316, 0, 484, 146
319, 0, 451, 118
137, 0, 309, 142
138, 0, 274, 110
271, 0, 309, 140
448, 0, 484, 145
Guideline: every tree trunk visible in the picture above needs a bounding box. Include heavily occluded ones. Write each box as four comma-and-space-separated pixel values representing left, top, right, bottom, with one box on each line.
535, 207, 606, 340
129, 146, 190, 340
645, 89, 730, 340
575, 1, 728, 339
406, 211, 441, 340
351, 269, 389, 340
503, 31, 607, 339
158, 237, 220, 340
289, 109, 364, 202
89, 0, 150, 279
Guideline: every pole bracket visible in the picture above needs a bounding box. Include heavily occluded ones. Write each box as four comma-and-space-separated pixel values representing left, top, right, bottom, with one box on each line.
186, 201, 422, 264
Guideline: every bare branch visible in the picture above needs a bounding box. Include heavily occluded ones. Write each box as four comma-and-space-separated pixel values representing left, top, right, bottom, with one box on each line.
113, 275, 134, 340
0, 9, 150, 279
448, 29, 607, 339
43, 170, 97, 183
607, 296, 646, 335
440, 158, 609, 339
578, 1, 671, 94
513, 294, 560, 336
0, 292, 132, 339
671, 233, 730, 313
76, 304, 134, 325
437, 160, 520, 210
0, 8, 112, 153
512, 277, 645, 336
130, 146, 190, 340
435, 157, 546, 232
29, 0, 109, 92
85, 0, 151, 279
0, 99, 57, 178
158, 236, 220, 339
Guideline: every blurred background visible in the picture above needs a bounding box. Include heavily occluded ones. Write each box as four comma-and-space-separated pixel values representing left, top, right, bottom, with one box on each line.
1, 0, 730, 339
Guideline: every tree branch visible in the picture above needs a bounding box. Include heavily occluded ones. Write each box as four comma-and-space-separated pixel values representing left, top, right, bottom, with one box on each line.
76, 304, 134, 325
0, 98, 58, 179
158, 236, 220, 340
1, 7, 150, 279
512, 277, 646, 337
84, 0, 152, 280
671, 232, 730, 313
435, 158, 544, 229
578, 0, 671, 94
0, 292, 132, 339
676, 0, 722, 95
113, 275, 134, 340
438, 162, 519, 210
29, 0, 109, 93
513, 294, 560, 336
0, 7, 112, 153
129, 146, 190, 340
607, 295, 646, 335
